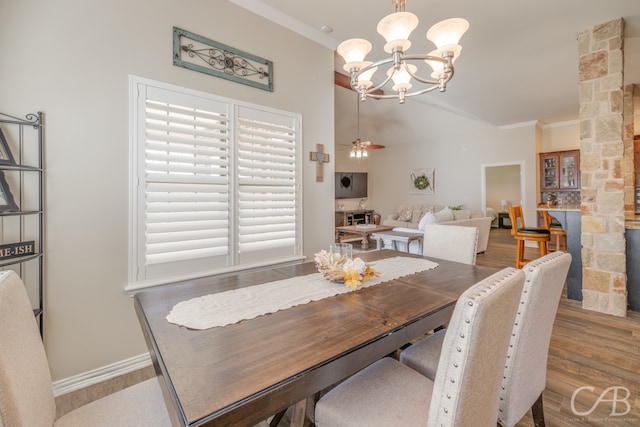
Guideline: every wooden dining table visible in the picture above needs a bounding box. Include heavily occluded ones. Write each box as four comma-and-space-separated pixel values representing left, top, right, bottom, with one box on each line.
134, 250, 499, 427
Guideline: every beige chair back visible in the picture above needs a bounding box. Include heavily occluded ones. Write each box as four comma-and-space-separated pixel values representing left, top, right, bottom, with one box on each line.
498, 251, 571, 426
428, 267, 524, 426
422, 223, 479, 265
0, 270, 56, 427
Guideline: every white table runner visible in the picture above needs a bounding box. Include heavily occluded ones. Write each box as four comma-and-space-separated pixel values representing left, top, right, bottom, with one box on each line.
166, 256, 438, 330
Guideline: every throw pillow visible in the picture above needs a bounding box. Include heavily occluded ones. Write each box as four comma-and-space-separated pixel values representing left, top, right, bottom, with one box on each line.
453, 209, 472, 220
411, 209, 424, 223
397, 206, 413, 222
434, 207, 454, 223
419, 212, 437, 230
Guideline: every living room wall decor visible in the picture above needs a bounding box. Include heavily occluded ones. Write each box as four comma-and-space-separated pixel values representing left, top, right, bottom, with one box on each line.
173, 27, 273, 92
410, 168, 435, 195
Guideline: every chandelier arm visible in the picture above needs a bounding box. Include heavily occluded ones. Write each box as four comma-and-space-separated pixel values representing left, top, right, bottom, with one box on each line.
350, 57, 395, 95
403, 85, 445, 98
363, 84, 441, 100
362, 74, 394, 96
402, 54, 453, 85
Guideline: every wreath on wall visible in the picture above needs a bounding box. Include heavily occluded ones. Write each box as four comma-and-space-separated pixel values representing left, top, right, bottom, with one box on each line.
412, 173, 430, 190
410, 169, 435, 194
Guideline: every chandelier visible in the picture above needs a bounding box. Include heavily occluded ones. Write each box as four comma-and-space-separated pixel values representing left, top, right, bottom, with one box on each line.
337, 0, 469, 104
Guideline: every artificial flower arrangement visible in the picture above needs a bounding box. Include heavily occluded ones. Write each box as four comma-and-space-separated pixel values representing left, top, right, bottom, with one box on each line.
314, 250, 380, 290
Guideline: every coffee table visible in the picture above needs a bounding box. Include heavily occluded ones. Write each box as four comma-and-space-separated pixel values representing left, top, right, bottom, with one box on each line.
372, 230, 424, 254
335, 224, 394, 250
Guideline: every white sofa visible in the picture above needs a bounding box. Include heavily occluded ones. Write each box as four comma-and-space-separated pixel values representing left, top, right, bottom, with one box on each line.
382, 205, 492, 254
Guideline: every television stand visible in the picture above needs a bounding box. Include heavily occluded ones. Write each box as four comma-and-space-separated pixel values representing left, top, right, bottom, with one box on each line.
335, 210, 374, 227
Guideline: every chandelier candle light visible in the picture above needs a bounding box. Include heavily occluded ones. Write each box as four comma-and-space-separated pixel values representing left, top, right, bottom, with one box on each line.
337, 0, 469, 104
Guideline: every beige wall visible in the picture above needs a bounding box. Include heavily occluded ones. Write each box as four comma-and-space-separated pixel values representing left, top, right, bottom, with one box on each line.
1, 0, 335, 380
335, 86, 540, 227
541, 121, 580, 152
486, 165, 522, 212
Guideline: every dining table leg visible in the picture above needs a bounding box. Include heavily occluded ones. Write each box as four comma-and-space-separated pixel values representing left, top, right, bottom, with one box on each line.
289, 398, 308, 427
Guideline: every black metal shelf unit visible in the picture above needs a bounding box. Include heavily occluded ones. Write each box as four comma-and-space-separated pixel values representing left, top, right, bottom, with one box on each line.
0, 111, 44, 336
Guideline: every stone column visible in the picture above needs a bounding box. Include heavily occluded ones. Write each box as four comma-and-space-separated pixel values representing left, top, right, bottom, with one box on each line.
578, 18, 627, 317
623, 84, 635, 215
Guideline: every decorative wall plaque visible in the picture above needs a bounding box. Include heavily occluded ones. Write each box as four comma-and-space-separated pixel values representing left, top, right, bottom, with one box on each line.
173, 27, 273, 92
0, 241, 34, 260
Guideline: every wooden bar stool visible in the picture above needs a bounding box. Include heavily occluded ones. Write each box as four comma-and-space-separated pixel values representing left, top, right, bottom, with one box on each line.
542, 210, 567, 251
508, 206, 550, 269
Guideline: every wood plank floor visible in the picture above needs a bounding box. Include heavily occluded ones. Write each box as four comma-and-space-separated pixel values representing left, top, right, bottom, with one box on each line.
477, 228, 640, 426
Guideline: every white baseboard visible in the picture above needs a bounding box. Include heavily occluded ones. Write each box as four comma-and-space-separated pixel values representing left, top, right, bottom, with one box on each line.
52, 353, 152, 397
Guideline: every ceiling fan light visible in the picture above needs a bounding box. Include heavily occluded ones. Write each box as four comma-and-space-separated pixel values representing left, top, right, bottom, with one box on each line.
337, 38, 373, 71
362, 148, 368, 157
426, 18, 469, 49
377, 11, 418, 53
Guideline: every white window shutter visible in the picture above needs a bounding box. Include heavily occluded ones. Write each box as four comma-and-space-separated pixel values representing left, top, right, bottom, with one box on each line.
236, 106, 299, 264
130, 77, 302, 288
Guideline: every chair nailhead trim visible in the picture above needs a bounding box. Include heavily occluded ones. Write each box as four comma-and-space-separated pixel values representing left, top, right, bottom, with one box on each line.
468, 301, 473, 306
465, 318, 470, 323
454, 362, 459, 367
460, 333, 465, 338
457, 347, 461, 352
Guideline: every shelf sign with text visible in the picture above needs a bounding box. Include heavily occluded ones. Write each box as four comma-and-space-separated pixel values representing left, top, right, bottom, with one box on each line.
0, 240, 35, 260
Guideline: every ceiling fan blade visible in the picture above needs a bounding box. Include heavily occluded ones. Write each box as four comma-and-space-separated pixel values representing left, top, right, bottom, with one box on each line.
360, 140, 385, 149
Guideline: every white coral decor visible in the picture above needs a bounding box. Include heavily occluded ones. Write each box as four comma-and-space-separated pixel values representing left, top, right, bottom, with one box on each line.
343, 258, 367, 276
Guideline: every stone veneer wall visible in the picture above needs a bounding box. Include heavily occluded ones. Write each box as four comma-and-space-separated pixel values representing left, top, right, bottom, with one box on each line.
578, 18, 627, 317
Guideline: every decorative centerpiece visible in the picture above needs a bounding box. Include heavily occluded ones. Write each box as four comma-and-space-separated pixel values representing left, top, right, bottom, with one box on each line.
314, 243, 380, 290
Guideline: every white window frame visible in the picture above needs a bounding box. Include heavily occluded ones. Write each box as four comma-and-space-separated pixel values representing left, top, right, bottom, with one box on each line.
128, 76, 303, 290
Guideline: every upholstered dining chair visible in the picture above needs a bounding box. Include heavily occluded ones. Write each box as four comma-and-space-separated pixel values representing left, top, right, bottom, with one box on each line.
422, 223, 479, 265
508, 205, 550, 268
314, 267, 525, 427
541, 210, 567, 252
399, 251, 571, 427
0, 270, 172, 427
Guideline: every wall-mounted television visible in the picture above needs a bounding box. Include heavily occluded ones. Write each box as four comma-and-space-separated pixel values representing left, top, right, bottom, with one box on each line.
335, 172, 368, 199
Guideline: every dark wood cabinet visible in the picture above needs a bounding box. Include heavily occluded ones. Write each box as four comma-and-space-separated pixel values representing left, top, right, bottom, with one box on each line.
540, 149, 580, 191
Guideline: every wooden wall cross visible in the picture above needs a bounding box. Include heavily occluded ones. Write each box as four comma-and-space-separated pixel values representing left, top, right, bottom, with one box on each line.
309, 144, 330, 182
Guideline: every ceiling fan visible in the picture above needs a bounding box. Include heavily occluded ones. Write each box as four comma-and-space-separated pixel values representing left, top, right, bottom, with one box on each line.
350, 97, 385, 158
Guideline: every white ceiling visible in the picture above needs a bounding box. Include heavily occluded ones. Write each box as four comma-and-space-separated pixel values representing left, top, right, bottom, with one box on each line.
231, 0, 640, 127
